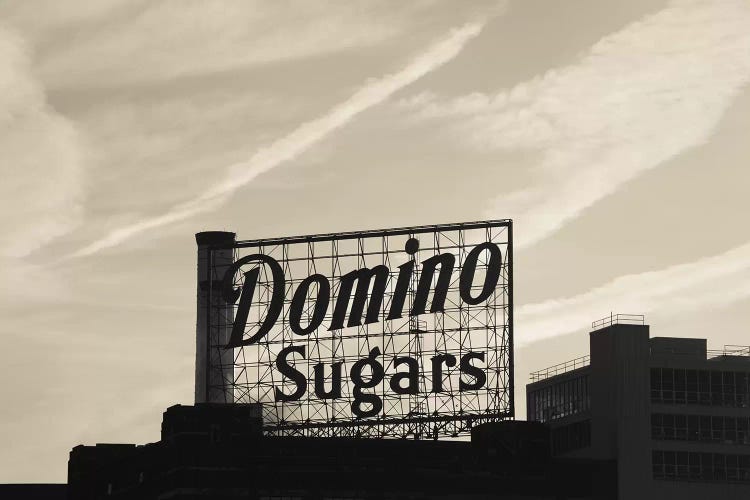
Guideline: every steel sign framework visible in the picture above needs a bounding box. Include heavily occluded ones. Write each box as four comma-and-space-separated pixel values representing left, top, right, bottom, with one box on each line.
203, 220, 513, 439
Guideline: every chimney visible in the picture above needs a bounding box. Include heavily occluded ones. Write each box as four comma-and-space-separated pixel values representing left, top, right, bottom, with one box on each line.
195, 231, 236, 403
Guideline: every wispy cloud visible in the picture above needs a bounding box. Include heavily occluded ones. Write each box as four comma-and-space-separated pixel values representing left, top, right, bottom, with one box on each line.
400, 0, 750, 249
0, 26, 84, 258
516, 239, 750, 346
1, 1, 494, 89
70, 22, 485, 258
0, 25, 85, 300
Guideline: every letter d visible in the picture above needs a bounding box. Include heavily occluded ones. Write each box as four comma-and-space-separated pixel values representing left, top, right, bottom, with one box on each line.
221, 254, 285, 348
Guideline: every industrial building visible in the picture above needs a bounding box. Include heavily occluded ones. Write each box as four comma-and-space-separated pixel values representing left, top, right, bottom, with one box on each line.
527, 314, 750, 499
67, 404, 615, 499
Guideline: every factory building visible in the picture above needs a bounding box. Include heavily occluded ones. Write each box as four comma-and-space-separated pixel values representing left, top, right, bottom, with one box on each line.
527, 315, 750, 499
67, 404, 615, 499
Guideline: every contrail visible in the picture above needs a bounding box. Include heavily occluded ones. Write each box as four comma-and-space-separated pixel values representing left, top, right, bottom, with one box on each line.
70, 22, 484, 258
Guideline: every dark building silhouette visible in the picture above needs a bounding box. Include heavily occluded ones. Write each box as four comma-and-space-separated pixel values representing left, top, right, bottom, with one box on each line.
527, 315, 750, 499
68, 404, 615, 499
64, 315, 750, 499
0, 484, 66, 499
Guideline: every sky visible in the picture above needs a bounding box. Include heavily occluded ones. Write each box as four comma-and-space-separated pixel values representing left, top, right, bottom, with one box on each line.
1, 0, 750, 483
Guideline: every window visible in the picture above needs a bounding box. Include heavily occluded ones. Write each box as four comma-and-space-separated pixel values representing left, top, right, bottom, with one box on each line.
687, 415, 699, 441
726, 418, 737, 444
689, 452, 701, 480
662, 368, 674, 403
676, 451, 689, 478
663, 414, 675, 440
528, 375, 590, 423
711, 371, 723, 405
651, 368, 750, 408
675, 369, 686, 404
653, 451, 750, 483
699, 370, 711, 405
664, 451, 676, 478
712, 416, 724, 442
686, 370, 698, 404
675, 414, 687, 440
651, 413, 750, 446
739, 372, 748, 408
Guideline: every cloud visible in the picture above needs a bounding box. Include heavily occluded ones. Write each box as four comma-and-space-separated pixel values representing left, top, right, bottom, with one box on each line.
0, 1, 496, 89
0, 25, 84, 257
69, 21, 485, 258
0, 25, 85, 301
516, 239, 750, 347
399, 0, 750, 249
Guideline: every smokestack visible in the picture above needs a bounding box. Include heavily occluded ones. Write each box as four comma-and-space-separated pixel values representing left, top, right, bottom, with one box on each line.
195, 231, 236, 404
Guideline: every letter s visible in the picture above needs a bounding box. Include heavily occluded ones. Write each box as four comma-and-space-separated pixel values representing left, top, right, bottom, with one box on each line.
274, 345, 307, 402
459, 351, 486, 391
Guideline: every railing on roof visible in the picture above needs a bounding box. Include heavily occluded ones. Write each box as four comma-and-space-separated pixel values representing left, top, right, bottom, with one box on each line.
591, 313, 645, 330
529, 354, 590, 383
708, 345, 750, 359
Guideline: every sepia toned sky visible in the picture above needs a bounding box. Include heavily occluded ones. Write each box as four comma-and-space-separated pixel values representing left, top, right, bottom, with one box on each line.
1, 0, 750, 482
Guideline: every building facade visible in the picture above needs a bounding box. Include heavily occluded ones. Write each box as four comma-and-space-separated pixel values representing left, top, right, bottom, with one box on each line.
527, 315, 750, 499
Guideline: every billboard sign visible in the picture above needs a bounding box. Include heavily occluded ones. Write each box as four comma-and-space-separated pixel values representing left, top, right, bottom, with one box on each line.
202, 220, 513, 439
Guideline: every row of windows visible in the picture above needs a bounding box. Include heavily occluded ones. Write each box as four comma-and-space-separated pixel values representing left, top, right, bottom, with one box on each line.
650, 368, 750, 407
652, 450, 750, 483
652, 413, 750, 445
528, 375, 590, 422
551, 419, 591, 456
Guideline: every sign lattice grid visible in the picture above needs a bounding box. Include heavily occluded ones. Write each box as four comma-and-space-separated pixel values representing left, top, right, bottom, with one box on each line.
206, 221, 513, 439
